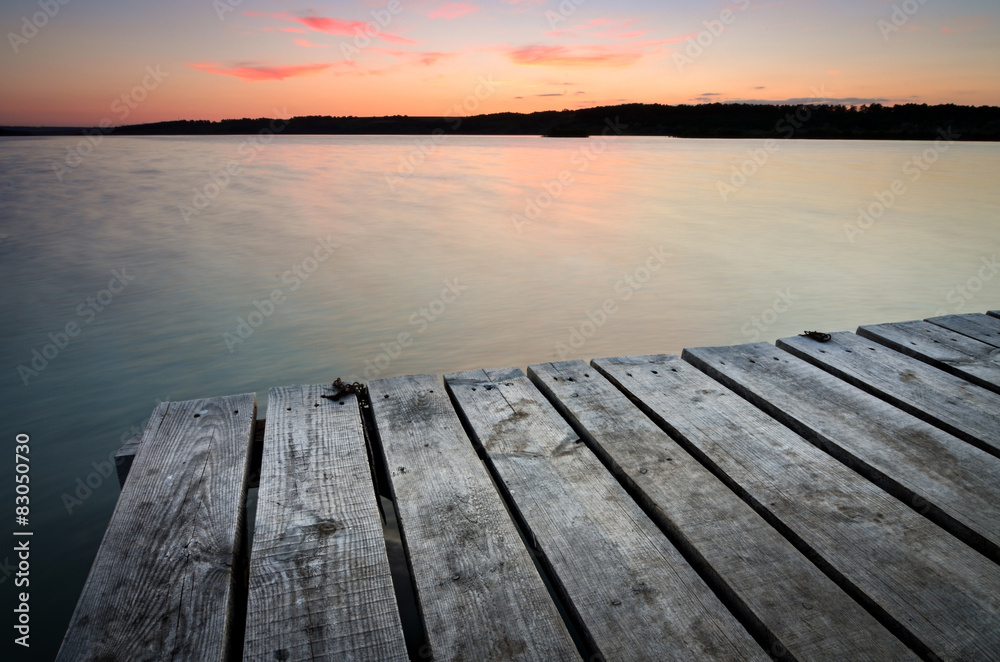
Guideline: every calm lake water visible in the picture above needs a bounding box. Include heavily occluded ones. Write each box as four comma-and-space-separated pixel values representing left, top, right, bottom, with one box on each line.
1, 134, 998, 659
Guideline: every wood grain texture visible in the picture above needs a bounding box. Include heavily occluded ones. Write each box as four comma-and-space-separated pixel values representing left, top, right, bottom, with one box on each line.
927, 313, 1000, 348
777, 331, 1000, 458
58, 394, 256, 662
528, 360, 917, 662
593, 354, 1000, 662
243, 385, 407, 662
684, 343, 1000, 564
858, 319, 1000, 394
369, 375, 580, 662
446, 368, 767, 662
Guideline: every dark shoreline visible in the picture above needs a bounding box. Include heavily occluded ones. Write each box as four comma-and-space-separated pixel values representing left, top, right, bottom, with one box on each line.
3, 102, 999, 140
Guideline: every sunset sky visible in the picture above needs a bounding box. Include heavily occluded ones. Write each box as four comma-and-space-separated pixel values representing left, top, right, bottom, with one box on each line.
2, 0, 998, 126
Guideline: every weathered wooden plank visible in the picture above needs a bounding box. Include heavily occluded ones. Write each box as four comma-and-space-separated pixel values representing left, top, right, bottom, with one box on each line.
684, 343, 1000, 564
369, 375, 580, 662
858, 319, 1000, 394
527, 361, 914, 661
116, 415, 267, 489
593, 354, 1000, 661
243, 385, 407, 662
990, 310, 1000, 319
58, 394, 256, 662
927, 312, 1000, 347
446, 368, 767, 662
777, 331, 1000, 458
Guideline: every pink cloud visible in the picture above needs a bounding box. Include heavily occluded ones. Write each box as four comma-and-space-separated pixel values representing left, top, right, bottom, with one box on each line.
650, 33, 698, 46
429, 2, 480, 19
506, 45, 643, 69
296, 15, 366, 33
188, 61, 332, 81
295, 38, 330, 48
368, 47, 457, 66
379, 32, 421, 45
244, 10, 419, 44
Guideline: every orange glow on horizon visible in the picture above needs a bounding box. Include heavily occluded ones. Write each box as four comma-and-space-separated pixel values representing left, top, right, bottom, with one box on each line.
0, 1, 997, 126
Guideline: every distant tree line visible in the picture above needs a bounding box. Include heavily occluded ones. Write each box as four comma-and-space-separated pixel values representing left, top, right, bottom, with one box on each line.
3, 103, 999, 140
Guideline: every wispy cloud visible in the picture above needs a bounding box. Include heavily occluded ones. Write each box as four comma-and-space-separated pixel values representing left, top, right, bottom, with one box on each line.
650, 33, 698, 46
707, 96, 891, 105
295, 38, 330, 48
429, 3, 481, 19
507, 44, 644, 68
245, 10, 419, 45
188, 61, 332, 81
369, 47, 457, 66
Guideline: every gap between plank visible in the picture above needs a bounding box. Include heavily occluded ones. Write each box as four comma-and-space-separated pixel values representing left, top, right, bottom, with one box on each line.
587, 359, 938, 662
355, 385, 433, 662
442, 376, 599, 662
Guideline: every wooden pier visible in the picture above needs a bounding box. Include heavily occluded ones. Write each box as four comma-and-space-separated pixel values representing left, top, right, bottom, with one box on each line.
58, 311, 1000, 661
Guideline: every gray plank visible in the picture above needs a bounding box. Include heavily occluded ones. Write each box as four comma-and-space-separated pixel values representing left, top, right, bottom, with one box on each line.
858, 319, 1000, 394
446, 368, 767, 662
58, 394, 256, 662
928, 312, 1000, 347
116, 414, 267, 490
243, 385, 407, 662
369, 375, 580, 662
778, 331, 1000, 458
528, 361, 915, 661
990, 310, 1000, 319
685, 343, 1000, 564
593, 355, 1000, 662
